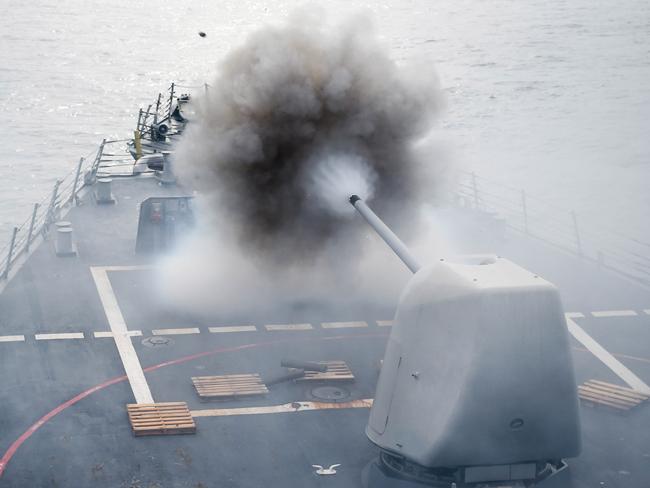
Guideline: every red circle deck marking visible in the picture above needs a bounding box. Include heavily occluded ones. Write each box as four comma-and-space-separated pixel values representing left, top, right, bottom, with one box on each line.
0, 332, 387, 477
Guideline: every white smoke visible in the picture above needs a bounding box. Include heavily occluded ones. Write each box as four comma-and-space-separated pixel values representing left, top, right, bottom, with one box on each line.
306, 154, 377, 217
157, 10, 447, 316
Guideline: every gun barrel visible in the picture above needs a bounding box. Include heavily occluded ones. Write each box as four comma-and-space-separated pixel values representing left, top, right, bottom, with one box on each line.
280, 359, 328, 372
349, 195, 421, 274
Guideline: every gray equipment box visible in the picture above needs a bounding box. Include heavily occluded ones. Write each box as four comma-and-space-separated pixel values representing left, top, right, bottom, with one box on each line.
135, 196, 194, 254
367, 256, 581, 470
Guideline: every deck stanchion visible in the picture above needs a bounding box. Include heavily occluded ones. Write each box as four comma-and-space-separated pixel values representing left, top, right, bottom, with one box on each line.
136, 108, 143, 132
145, 104, 152, 122
2, 226, 18, 280
26, 203, 39, 251
91, 139, 107, 179
45, 180, 62, 232
155, 93, 162, 114
70, 157, 84, 205
142, 105, 152, 138
521, 190, 529, 234
571, 211, 583, 256
168, 82, 175, 119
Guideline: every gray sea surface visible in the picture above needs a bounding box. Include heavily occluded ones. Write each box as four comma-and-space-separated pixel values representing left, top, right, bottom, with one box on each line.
1, 0, 649, 245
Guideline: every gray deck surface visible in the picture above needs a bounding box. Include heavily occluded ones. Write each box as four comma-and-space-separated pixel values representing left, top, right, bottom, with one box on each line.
0, 175, 649, 487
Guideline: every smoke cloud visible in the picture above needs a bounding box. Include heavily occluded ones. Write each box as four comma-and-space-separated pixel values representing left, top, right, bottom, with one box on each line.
175, 10, 441, 256
160, 11, 446, 315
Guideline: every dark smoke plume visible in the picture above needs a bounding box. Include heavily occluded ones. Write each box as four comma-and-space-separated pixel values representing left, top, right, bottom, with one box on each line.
175, 11, 441, 264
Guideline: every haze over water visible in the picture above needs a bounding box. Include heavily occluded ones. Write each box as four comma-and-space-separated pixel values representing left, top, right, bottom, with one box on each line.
1, 0, 649, 244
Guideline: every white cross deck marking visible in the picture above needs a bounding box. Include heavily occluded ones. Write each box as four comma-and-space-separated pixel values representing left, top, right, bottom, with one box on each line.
0, 335, 25, 342
152, 327, 200, 335
97, 265, 156, 272
94, 331, 142, 338
90, 266, 153, 404
208, 326, 257, 333
321, 321, 368, 329
591, 310, 638, 318
565, 312, 585, 319
35, 333, 84, 340
565, 315, 650, 395
265, 323, 313, 331
376, 320, 394, 327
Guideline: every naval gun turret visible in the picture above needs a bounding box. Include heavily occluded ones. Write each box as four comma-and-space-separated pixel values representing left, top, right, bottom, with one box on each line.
349, 195, 581, 487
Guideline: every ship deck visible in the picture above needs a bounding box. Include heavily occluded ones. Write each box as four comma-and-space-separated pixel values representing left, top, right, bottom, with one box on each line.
0, 175, 649, 487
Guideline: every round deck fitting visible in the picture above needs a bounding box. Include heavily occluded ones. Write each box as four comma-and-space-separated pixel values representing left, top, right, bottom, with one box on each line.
310, 385, 350, 402
142, 336, 173, 347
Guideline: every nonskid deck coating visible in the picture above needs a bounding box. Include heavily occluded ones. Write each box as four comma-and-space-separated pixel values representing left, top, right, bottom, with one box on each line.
0, 309, 648, 346
0, 175, 649, 487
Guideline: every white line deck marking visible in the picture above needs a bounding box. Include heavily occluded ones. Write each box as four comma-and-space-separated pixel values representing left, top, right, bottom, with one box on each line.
152, 327, 200, 336
321, 321, 368, 329
94, 331, 143, 338
35, 333, 84, 340
643, 309, 650, 315
265, 323, 313, 331
91, 266, 154, 404
99, 265, 155, 272
591, 310, 638, 318
208, 326, 257, 333
191, 399, 373, 418
566, 315, 650, 395
0, 335, 25, 342
376, 320, 394, 327
565, 312, 585, 319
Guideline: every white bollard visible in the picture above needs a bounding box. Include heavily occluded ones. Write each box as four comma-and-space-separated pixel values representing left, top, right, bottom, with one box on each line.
95, 178, 115, 204
55, 227, 77, 257
157, 152, 176, 186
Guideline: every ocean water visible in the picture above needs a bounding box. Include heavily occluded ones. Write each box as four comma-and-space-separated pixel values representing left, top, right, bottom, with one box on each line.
1, 0, 649, 245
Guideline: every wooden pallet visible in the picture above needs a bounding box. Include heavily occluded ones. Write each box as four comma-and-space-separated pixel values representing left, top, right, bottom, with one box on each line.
295, 361, 355, 382
578, 380, 649, 412
126, 402, 196, 436
191, 373, 269, 400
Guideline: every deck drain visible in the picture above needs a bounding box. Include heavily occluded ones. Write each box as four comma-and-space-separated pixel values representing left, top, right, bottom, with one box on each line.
142, 336, 173, 347
310, 386, 350, 402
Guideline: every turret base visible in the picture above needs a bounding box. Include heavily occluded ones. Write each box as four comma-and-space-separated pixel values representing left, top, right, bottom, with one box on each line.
361, 452, 572, 488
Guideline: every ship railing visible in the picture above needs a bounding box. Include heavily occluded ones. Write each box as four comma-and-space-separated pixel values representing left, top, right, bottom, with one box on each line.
455, 170, 650, 289
8, 79, 642, 287
4, 159, 648, 289
1, 81, 208, 280
131, 81, 210, 161
137, 82, 204, 133
133, 82, 197, 153
0, 139, 135, 280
